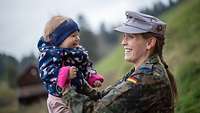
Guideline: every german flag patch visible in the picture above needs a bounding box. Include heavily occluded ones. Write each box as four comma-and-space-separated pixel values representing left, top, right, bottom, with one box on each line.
127, 76, 138, 84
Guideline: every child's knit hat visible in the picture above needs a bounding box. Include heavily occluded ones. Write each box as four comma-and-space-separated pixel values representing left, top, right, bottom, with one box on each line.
49, 19, 80, 46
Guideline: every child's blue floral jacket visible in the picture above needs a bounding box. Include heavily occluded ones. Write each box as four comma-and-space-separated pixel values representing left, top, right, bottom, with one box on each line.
37, 37, 94, 97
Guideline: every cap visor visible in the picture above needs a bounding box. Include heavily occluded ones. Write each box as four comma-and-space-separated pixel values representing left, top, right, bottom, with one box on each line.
114, 24, 147, 34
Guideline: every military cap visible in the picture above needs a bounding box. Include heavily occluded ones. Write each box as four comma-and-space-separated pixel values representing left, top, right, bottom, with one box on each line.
114, 11, 166, 36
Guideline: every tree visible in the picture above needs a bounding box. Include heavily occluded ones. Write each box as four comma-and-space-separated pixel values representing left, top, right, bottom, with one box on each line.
0, 53, 19, 88
77, 14, 100, 62
19, 53, 37, 73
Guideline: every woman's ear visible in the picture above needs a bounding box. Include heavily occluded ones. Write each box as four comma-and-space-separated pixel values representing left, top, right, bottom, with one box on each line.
146, 37, 157, 50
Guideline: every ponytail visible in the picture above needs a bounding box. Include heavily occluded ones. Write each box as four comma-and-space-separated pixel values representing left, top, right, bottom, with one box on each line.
159, 53, 178, 101
156, 35, 178, 101
142, 33, 178, 101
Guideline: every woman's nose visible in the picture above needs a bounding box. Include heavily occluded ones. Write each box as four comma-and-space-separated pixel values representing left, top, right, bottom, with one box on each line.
121, 36, 127, 45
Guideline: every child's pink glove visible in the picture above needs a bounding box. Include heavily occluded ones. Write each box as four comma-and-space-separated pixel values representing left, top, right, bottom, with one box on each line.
88, 73, 104, 88
57, 66, 71, 88
57, 66, 77, 89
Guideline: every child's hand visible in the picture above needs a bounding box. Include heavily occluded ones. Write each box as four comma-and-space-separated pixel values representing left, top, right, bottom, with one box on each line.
93, 80, 102, 87
69, 66, 77, 79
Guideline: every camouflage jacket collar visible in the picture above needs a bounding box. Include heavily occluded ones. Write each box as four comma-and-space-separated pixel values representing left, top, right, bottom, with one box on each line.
133, 55, 159, 75
144, 54, 159, 64
127, 55, 160, 77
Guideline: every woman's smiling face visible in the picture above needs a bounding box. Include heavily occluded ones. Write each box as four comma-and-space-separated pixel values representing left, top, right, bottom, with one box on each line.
121, 33, 148, 63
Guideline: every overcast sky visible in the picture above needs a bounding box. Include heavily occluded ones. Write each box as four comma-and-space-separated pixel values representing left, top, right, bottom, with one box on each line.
0, 0, 169, 61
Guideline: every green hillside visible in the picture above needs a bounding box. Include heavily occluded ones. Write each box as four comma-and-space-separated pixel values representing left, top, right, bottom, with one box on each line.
96, 0, 200, 112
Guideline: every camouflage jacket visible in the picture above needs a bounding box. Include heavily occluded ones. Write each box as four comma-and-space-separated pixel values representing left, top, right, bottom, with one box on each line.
65, 55, 174, 113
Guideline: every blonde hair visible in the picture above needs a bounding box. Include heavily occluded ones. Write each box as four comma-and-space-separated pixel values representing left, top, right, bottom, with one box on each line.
43, 15, 70, 42
142, 32, 178, 110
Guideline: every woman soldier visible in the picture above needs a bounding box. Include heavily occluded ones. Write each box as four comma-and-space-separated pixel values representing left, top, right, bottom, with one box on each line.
63, 11, 178, 113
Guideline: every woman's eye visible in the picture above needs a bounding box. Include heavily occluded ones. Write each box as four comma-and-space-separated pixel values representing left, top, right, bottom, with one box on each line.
127, 34, 135, 38
124, 33, 134, 38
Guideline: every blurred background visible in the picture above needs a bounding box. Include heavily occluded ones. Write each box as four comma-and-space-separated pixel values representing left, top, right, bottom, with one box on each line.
0, 0, 200, 113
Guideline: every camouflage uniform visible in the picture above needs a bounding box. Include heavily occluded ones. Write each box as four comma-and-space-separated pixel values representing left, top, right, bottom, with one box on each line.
64, 55, 174, 113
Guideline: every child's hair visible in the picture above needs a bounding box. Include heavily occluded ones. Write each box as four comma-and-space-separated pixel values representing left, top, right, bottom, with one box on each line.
43, 15, 69, 42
